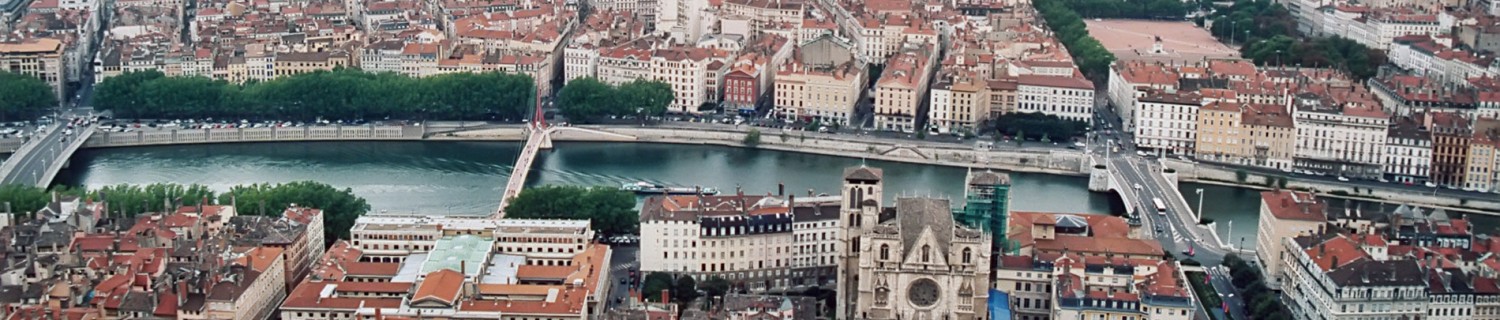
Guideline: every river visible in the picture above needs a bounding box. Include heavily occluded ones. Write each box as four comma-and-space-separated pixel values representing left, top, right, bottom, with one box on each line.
55, 141, 1270, 247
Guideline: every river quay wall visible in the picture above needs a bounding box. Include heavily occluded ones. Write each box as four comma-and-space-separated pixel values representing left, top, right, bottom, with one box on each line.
1162, 158, 1500, 213
82, 125, 423, 148
436, 125, 1090, 176
73, 124, 1500, 213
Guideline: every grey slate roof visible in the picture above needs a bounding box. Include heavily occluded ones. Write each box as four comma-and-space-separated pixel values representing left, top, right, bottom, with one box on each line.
843, 166, 883, 181
34, 223, 76, 249
1327, 260, 1424, 287
895, 197, 954, 255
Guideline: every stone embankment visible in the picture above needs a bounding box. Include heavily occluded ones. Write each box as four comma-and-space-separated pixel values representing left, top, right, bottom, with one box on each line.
84, 125, 423, 148
438, 124, 1089, 176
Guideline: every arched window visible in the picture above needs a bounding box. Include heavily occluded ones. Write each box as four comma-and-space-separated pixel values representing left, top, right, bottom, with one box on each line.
963, 248, 972, 264
921, 245, 931, 263
880, 244, 890, 261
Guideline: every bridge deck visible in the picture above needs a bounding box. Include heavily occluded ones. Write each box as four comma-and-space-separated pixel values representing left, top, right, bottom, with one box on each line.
0, 123, 97, 187
495, 125, 547, 218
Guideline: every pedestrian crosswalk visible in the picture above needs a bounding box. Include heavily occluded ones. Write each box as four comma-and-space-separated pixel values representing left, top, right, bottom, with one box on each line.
610, 261, 638, 273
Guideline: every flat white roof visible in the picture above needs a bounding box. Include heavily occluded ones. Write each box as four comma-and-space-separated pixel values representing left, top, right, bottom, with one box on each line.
481, 254, 526, 284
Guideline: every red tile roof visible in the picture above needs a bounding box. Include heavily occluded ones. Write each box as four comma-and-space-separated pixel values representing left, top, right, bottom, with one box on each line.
1304, 235, 1368, 271
1260, 191, 1325, 221
412, 269, 465, 305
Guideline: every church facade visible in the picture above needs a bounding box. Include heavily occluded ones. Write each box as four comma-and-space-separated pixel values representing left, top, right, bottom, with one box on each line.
837, 166, 993, 320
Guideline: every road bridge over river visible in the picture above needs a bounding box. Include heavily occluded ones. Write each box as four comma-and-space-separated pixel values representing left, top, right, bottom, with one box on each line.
0, 122, 97, 188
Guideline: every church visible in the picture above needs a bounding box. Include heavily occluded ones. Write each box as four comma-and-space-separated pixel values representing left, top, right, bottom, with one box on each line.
837, 166, 993, 320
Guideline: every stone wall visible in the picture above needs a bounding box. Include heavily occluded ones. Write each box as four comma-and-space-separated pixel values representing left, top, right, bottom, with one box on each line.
572, 126, 1089, 176
84, 125, 422, 148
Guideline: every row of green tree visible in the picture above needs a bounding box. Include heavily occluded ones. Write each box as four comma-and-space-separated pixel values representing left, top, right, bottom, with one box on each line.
95, 68, 537, 121
0, 71, 58, 121
1054, 0, 1189, 20
502, 185, 639, 236
987, 112, 1090, 142
0, 181, 368, 246
556, 77, 674, 123
1036, 0, 1117, 79
1223, 254, 1292, 320
1208, 0, 1385, 80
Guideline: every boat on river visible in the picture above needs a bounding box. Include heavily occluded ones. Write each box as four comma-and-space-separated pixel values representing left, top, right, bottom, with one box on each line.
621, 182, 719, 195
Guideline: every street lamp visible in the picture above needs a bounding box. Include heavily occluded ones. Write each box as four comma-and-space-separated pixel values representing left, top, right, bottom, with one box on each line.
1195, 188, 1204, 221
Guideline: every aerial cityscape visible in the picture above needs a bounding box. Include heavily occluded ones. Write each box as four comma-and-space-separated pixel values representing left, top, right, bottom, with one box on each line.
0, 0, 1498, 317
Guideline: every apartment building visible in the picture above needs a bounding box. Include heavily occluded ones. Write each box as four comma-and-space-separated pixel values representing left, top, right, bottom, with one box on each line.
588, 0, 655, 16
1321, 7, 1442, 50
1135, 89, 1201, 156
1281, 233, 1429, 320
1367, 74, 1478, 117
1386, 115, 1435, 184
1108, 61, 1181, 133
851, 13, 911, 62
721, 35, 793, 115
994, 256, 1056, 319
1387, 35, 1495, 87
988, 78, 1019, 117
1053, 256, 1194, 320
1243, 103, 1298, 170
1291, 91, 1390, 178
1466, 118, 1500, 193
639, 192, 841, 291
773, 36, 865, 126
928, 69, 992, 134
1430, 112, 1474, 188
596, 39, 657, 85
725, 56, 769, 114
1256, 190, 1329, 290
0, 37, 65, 102
652, 47, 730, 113
1197, 101, 1243, 162
563, 9, 648, 84
655, 0, 713, 44
789, 194, 842, 288
719, 0, 802, 35
998, 211, 1192, 320
1017, 74, 1095, 124
272, 51, 352, 77
874, 43, 937, 133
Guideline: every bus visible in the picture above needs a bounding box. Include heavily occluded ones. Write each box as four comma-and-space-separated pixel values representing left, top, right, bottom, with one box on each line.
1152, 198, 1167, 214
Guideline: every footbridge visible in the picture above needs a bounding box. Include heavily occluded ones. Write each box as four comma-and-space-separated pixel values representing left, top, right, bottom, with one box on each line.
0, 123, 97, 188
492, 117, 636, 219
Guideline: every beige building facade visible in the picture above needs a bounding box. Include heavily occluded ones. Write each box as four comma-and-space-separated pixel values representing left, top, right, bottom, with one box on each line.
0, 38, 66, 102
928, 70, 991, 135
1255, 190, 1327, 290
1467, 118, 1500, 193
773, 35, 864, 126
1196, 101, 1243, 162
874, 44, 936, 133
1242, 104, 1297, 171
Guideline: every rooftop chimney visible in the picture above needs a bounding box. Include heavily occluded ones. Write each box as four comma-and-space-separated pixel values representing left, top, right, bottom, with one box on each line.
661, 289, 669, 304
